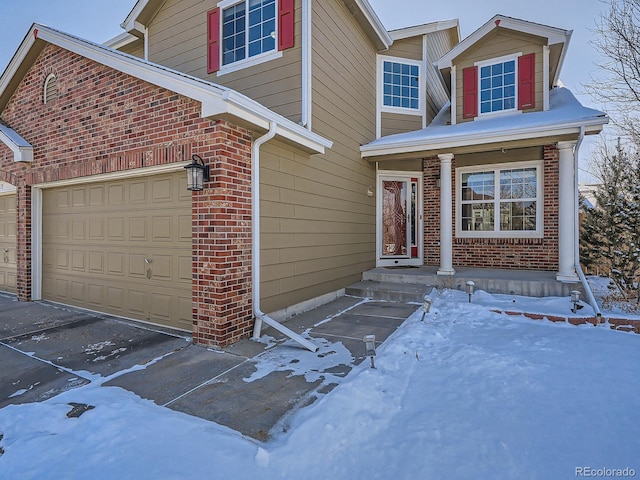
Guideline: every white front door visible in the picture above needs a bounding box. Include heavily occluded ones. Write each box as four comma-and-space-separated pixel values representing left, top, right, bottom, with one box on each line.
377, 173, 423, 267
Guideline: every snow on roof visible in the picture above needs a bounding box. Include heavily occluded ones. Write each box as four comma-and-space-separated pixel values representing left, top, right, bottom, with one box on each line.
361, 87, 608, 157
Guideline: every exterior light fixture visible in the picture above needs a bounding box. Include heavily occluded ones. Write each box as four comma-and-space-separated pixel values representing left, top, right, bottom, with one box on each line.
184, 154, 210, 191
466, 280, 476, 303
421, 295, 433, 321
363, 334, 376, 368
570, 290, 582, 313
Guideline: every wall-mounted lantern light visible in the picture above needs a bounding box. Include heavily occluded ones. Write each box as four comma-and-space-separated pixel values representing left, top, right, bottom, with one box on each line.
570, 290, 582, 313
466, 280, 476, 303
184, 154, 210, 191
363, 334, 376, 368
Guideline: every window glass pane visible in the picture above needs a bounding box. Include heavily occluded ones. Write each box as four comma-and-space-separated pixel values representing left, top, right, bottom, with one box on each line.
223, 0, 276, 65
500, 201, 536, 231
462, 172, 494, 200
382, 61, 420, 110
479, 58, 517, 114
462, 203, 495, 231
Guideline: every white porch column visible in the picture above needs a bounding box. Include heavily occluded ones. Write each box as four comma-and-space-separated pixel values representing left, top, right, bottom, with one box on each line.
557, 141, 578, 282
438, 153, 455, 275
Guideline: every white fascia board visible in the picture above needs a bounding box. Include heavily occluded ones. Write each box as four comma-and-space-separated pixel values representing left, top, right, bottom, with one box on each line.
389, 19, 459, 41
20, 25, 331, 155
121, 0, 149, 33
103, 32, 139, 49
0, 124, 33, 162
360, 117, 608, 158
436, 15, 571, 69
355, 0, 393, 49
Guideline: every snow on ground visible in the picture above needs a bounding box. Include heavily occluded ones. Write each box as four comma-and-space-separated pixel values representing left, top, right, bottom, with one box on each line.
0, 289, 639, 480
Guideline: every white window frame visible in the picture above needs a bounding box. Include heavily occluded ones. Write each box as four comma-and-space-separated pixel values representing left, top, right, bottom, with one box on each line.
475, 53, 522, 118
455, 160, 544, 239
216, 0, 283, 76
377, 55, 424, 116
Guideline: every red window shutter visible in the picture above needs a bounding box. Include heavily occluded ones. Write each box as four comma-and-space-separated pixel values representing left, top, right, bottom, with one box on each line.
518, 53, 535, 110
207, 8, 221, 73
278, 0, 295, 51
462, 66, 478, 119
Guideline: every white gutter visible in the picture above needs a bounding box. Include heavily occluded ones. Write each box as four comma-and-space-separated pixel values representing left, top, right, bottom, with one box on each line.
573, 126, 602, 320
251, 122, 318, 352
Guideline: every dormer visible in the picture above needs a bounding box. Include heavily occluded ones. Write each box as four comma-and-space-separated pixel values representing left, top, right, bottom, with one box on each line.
436, 15, 572, 125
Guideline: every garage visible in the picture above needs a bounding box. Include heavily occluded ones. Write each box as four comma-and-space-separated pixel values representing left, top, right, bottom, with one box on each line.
42, 171, 193, 330
0, 192, 16, 294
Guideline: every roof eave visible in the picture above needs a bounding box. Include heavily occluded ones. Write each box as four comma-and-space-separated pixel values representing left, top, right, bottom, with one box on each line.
389, 19, 460, 41
360, 117, 609, 158
0, 24, 332, 156
0, 124, 33, 163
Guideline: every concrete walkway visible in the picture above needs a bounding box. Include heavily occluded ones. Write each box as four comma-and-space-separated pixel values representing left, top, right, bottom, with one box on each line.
0, 293, 419, 441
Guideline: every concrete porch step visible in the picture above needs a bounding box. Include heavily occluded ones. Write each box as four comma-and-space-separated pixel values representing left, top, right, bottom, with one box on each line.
345, 280, 433, 303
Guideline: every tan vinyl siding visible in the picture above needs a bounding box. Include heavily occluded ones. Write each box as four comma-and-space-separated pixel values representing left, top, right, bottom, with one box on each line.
260, 140, 375, 313
381, 112, 422, 137
146, 0, 302, 122
118, 41, 144, 59
386, 37, 423, 61
425, 29, 453, 121
455, 31, 544, 124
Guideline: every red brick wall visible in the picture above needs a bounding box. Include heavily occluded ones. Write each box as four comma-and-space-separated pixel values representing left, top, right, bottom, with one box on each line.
423, 145, 560, 271
0, 44, 254, 346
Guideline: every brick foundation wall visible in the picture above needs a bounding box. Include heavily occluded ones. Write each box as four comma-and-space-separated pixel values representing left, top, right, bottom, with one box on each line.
423, 145, 560, 271
0, 44, 254, 346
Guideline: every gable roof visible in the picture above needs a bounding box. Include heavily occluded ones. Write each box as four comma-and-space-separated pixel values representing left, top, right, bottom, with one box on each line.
0, 24, 331, 155
361, 87, 608, 158
122, 0, 392, 50
436, 15, 572, 87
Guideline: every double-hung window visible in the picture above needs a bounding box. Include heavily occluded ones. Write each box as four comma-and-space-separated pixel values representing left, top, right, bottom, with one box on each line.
208, 0, 295, 74
378, 56, 422, 114
222, 0, 276, 66
457, 162, 542, 238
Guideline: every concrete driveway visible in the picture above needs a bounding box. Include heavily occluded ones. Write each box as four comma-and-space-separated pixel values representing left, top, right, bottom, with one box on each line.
0, 293, 419, 440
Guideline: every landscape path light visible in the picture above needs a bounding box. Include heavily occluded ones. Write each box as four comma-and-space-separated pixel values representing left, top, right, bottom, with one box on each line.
466, 280, 476, 303
363, 335, 376, 369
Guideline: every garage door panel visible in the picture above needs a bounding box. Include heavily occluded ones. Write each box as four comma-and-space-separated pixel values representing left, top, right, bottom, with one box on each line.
108, 217, 125, 240
42, 172, 192, 330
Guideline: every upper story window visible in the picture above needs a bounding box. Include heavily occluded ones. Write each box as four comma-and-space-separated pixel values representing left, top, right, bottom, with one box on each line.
462, 53, 536, 120
457, 161, 543, 238
479, 58, 516, 114
378, 56, 423, 115
383, 61, 419, 110
208, 0, 295, 75
222, 0, 276, 65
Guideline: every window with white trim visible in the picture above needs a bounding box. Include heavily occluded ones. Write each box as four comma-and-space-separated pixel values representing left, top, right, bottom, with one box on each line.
221, 0, 276, 66
479, 58, 516, 114
457, 161, 542, 237
378, 56, 422, 113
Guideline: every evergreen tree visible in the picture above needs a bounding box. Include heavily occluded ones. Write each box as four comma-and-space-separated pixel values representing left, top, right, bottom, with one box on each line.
581, 140, 640, 296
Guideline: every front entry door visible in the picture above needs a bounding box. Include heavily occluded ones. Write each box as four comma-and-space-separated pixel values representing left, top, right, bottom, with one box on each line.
377, 173, 423, 267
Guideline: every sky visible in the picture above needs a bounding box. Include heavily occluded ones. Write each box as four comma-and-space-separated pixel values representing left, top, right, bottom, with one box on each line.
0, 0, 610, 181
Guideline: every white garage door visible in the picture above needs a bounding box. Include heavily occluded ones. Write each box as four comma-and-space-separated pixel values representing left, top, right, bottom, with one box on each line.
42, 172, 193, 330
0, 194, 17, 294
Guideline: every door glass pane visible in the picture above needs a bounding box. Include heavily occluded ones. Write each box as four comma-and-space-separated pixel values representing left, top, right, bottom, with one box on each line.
382, 180, 407, 256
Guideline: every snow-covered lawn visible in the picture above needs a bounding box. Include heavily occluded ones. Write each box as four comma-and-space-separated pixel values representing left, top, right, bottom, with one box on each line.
0, 289, 638, 480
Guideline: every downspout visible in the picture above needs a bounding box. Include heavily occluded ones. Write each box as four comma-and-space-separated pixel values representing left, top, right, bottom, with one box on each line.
251, 122, 318, 352
144, 26, 149, 61
301, 0, 312, 129
573, 126, 603, 321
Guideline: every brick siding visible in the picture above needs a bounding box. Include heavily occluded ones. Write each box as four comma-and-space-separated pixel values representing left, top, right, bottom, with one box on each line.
423, 145, 560, 271
0, 44, 254, 346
